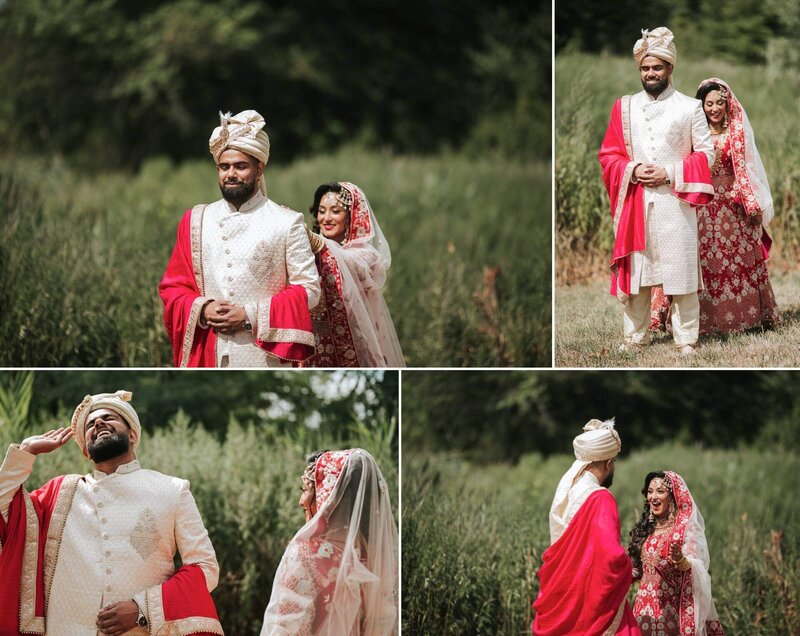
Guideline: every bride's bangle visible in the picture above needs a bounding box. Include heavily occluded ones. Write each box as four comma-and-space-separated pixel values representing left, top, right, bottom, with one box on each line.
672, 556, 691, 572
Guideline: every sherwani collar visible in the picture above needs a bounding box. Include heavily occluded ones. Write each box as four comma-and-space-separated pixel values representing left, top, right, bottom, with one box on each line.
224, 190, 266, 214
644, 84, 675, 102
88, 458, 141, 480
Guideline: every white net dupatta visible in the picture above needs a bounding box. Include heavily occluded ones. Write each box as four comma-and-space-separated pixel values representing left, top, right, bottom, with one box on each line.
666, 471, 723, 634
261, 450, 398, 636
325, 182, 404, 367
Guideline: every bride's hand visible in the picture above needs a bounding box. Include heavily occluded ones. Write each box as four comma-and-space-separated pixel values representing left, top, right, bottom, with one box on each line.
669, 542, 683, 563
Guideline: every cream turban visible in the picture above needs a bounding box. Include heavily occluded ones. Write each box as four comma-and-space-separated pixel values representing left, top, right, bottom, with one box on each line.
573, 418, 622, 461
549, 418, 622, 543
209, 110, 270, 195
71, 390, 141, 456
633, 27, 677, 67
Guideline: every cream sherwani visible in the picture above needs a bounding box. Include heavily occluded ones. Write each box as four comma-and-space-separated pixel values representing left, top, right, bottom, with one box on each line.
199, 190, 321, 366
0, 445, 219, 635
624, 85, 714, 345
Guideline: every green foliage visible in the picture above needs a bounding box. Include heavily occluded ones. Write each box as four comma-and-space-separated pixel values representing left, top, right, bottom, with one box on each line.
402, 370, 800, 461
0, 372, 35, 440
0, 375, 398, 635
556, 53, 800, 281
0, 148, 550, 366
556, 0, 788, 68
0, 0, 549, 166
403, 445, 800, 634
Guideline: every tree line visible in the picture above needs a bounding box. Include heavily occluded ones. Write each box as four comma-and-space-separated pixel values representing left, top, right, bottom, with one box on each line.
0, 0, 549, 169
557, 0, 799, 70
403, 371, 800, 461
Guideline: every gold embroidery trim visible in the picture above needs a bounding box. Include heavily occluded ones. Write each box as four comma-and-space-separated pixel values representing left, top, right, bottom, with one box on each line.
156, 617, 225, 635
180, 204, 208, 368
43, 475, 81, 624
603, 600, 626, 636
261, 328, 315, 347
673, 162, 715, 195
147, 583, 167, 634
180, 297, 208, 368
20, 493, 44, 634
190, 204, 207, 296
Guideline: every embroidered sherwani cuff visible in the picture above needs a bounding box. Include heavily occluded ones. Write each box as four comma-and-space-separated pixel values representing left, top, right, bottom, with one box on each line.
0, 444, 35, 520
133, 592, 147, 623
244, 302, 256, 327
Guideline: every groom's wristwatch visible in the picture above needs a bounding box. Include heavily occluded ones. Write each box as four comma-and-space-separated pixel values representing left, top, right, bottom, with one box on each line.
665, 177, 671, 185
136, 606, 148, 628
243, 320, 252, 332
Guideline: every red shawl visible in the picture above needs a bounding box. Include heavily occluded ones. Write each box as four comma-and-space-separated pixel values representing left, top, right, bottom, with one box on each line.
599, 97, 714, 302
0, 476, 222, 635
532, 489, 641, 636
159, 207, 314, 366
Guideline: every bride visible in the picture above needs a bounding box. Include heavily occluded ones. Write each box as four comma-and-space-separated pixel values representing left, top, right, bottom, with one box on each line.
302, 182, 405, 367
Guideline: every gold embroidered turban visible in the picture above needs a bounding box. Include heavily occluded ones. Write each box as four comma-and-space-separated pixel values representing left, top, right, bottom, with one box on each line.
209, 110, 271, 195
71, 390, 141, 456
572, 418, 621, 462
633, 27, 677, 67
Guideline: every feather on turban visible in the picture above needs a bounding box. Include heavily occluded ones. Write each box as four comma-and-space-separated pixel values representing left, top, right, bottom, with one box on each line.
71, 390, 141, 457
633, 27, 677, 67
209, 109, 271, 195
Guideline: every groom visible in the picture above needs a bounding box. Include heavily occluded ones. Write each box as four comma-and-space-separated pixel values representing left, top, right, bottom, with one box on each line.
532, 419, 641, 635
598, 27, 714, 356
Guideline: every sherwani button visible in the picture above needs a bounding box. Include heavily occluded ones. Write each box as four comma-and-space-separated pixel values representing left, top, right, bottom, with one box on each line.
106, 567, 112, 574
102, 532, 109, 539
101, 517, 107, 523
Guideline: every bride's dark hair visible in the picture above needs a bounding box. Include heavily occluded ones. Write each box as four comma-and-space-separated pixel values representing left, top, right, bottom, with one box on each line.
695, 81, 723, 102
627, 471, 673, 575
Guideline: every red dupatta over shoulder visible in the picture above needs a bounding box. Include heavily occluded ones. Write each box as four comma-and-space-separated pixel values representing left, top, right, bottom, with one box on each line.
159, 206, 314, 366
533, 489, 641, 636
599, 96, 713, 303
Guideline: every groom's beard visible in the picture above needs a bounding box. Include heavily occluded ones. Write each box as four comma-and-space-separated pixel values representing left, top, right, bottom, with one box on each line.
88, 432, 130, 463
642, 76, 669, 96
601, 473, 614, 488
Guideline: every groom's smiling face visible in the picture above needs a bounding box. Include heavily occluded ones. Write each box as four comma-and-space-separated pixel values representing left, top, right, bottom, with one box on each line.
639, 55, 672, 96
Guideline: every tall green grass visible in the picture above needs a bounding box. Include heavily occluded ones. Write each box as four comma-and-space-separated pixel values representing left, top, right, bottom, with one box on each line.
0, 148, 550, 366
403, 445, 800, 634
556, 52, 800, 283
0, 406, 397, 635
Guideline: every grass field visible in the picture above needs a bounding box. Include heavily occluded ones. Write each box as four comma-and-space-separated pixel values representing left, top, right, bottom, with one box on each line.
402, 444, 800, 635
0, 148, 550, 367
0, 393, 397, 635
556, 270, 800, 367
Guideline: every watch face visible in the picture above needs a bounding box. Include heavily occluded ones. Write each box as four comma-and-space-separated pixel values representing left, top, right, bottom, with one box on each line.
137, 615, 147, 627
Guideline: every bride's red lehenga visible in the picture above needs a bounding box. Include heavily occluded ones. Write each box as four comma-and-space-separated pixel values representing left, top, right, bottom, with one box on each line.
651, 78, 780, 335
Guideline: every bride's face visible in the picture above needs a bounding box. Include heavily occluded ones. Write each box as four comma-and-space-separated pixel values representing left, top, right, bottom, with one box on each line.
317, 192, 349, 243
299, 480, 317, 522
647, 478, 671, 520
703, 91, 727, 128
